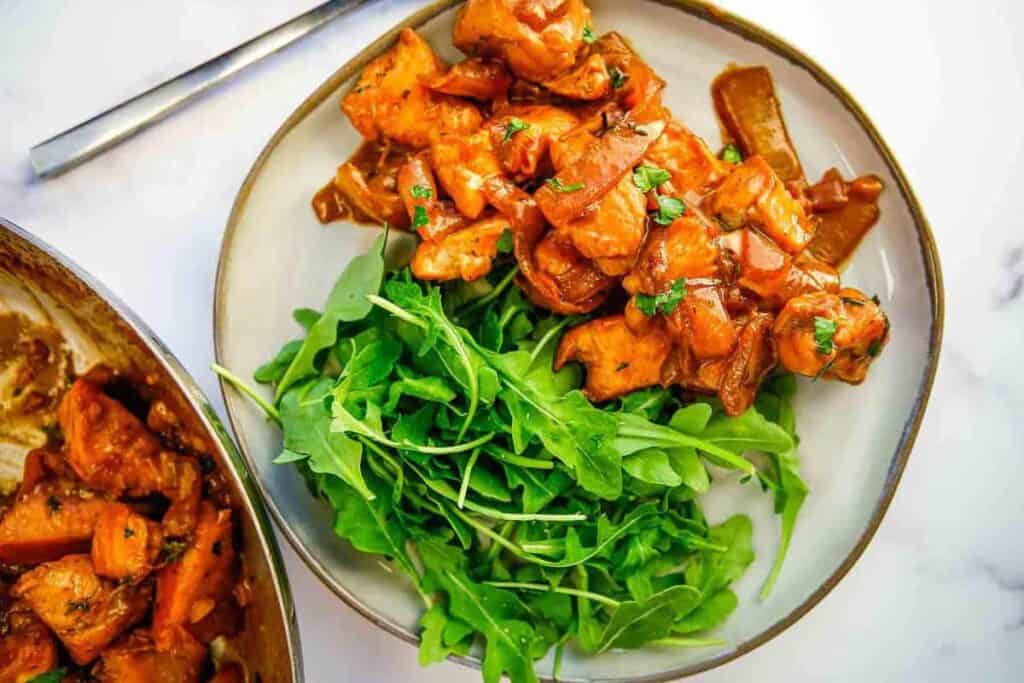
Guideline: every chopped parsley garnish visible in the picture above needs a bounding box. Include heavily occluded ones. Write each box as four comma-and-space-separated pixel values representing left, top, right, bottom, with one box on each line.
26, 668, 68, 683
871, 294, 881, 305
412, 205, 429, 230
65, 599, 90, 615
46, 495, 61, 513
124, 527, 136, 538
841, 296, 865, 306
632, 165, 671, 193
608, 65, 628, 90
410, 184, 433, 200
161, 538, 189, 563
653, 195, 686, 225
721, 144, 743, 164
545, 177, 585, 193
582, 26, 596, 44
868, 339, 883, 357
496, 229, 514, 254
503, 118, 531, 142
212, 540, 223, 557
813, 316, 837, 355
635, 278, 687, 316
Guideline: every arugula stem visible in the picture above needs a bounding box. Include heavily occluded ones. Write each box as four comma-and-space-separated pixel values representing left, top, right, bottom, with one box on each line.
211, 363, 281, 424
483, 521, 514, 565
457, 266, 519, 317
616, 424, 756, 475
438, 324, 478, 442
527, 317, 573, 368
483, 445, 554, 470
483, 581, 622, 608
457, 448, 480, 509
366, 294, 429, 330
649, 637, 728, 648
333, 403, 494, 454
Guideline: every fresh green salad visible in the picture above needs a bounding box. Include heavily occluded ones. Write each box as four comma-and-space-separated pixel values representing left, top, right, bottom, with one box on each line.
215, 233, 808, 683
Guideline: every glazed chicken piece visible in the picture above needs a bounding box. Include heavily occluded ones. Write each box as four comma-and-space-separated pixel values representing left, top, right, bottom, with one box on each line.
342, 28, 482, 148
643, 120, 729, 199
12, 554, 152, 665
425, 57, 513, 101
151, 503, 236, 650
58, 379, 202, 538
524, 231, 615, 313
0, 483, 119, 565
91, 505, 163, 581
453, 0, 591, 83
623, 213, 720, 296
94, 627, 206, 683
535, 119, 665, 228
557, 172, 647, 276
665, 311, 778, 416
331, 142, 413, 229
664, 284, 738, 361
430, 131, 503, 219
542, 53, 611, 101
411, 216, 510, 282
0, 601, 58, 683
556, 315, 672, 402
487, 105, 579, 181
396, 153, 466, 242
773, 288, 888, 383
706, 155, 815, 254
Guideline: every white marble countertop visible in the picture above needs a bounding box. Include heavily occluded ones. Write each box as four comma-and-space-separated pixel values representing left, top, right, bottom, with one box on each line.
2, 1, 1022, 680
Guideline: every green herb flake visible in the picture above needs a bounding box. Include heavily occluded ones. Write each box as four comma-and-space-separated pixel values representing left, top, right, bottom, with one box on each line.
503, 117, 531, 142
27, 669, 67, 683
410, 184, 433, 200
496, 229, 514, 254
46, 495, 61, 513
632, 165, 671, 193
653, 195, 686, 225
545, 177, 585, 193
634, 278, 687, 317
412, 204, 429, 230
608, 65, 628, 90
582, 25, 596, 44
721, 144, 743, 164
124, 527, 136, 539
813, 316, 837, 355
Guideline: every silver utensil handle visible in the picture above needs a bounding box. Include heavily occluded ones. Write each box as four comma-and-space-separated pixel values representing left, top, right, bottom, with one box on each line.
29, 0, 370, 178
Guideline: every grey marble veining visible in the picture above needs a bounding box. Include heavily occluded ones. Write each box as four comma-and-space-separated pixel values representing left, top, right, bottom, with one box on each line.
1, 1, 1021, 680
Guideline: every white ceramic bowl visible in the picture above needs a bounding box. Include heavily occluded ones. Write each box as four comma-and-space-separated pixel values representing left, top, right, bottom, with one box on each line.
214, 2, 943, 680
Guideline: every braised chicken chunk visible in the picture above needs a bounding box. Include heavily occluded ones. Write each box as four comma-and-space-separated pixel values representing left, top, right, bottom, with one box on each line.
94, 627, 206, 683
12, 554, 152, 664
91, 504, 163, 581
342, 28, 481, 148
59, 379, 202, 537
411, 216, 510, 282
425, 57, 513, 101
556, 315, 671, 402
0, 484, 117, 565
773, 288, 888, 383
0, 601, 58, 683
453, 0, 591, 82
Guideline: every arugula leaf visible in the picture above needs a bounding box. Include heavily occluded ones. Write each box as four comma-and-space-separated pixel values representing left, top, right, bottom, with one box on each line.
634, 278, 687, 316
254, 339, 302, 384
623, 448, 682, 487
293, 307, 322, 331
276, 233, 386, 399
594, 585, 702, 653
419, 604, 472, 665
673, 588, 737, 635
279, 380, 374, 500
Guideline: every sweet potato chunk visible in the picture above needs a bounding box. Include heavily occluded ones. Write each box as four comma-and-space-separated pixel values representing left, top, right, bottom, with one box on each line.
95, 628, 206, 683
411, 216, 510, 282
152, 504, 235, 650
342, 28, 482, 148
0, 602, 58, 683
12, 554, 152, 665
59, 379, 202, 537
706, 156, 814, 254
453, 0, 591, 82
92, 505, 163, 581
0, 485, 117, 564
556, 315, 672, 402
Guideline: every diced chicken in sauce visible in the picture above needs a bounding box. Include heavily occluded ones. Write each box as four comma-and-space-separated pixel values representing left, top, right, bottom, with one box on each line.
0, 377, 248, 680
311, 0, 889, 415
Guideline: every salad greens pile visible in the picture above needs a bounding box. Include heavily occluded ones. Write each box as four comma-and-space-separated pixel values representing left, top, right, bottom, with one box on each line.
216, 233, 809, 683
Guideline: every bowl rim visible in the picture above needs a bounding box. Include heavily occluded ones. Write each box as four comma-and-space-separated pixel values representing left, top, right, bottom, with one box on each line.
0, 217, 305, 683
213, 1, 945, 680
